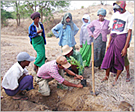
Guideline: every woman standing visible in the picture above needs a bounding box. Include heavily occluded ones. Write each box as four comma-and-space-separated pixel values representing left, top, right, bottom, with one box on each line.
87, 8, 110, 69
28, 12, 46, 73
80, 14, 94, 67
52, 12, 79, 50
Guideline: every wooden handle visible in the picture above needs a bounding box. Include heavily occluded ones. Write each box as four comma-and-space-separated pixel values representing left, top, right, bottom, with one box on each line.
91, 42, 95, 94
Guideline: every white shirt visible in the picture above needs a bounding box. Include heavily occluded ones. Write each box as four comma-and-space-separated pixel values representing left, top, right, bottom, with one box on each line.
2, 62, 28, 90
109, 11, 133, 34
35, 23, 42, 36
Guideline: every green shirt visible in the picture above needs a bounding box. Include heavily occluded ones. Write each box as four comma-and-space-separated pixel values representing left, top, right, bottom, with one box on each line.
66, 50, 84, 75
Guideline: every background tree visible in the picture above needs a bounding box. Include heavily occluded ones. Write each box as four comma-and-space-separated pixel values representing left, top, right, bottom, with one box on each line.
24, 1, 70, 23
1, 1, 14, 27
1, 1, 70, 26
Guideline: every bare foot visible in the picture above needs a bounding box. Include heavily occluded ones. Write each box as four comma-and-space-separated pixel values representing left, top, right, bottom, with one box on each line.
112, 80, 117, 86
12, 95, 28, 100
126, 73, 130, 82
101, 76, 108, 83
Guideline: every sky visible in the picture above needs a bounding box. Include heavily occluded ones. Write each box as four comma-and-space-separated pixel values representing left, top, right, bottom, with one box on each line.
69, 1, 115, 10
5, 1, 134, 12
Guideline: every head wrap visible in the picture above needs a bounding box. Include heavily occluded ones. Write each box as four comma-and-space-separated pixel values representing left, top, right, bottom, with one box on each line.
82, 14, 91, 26
113, 1, 126, 10
61, 12, 74, 30
30, 12, 40, 20
97, 8, 107, 16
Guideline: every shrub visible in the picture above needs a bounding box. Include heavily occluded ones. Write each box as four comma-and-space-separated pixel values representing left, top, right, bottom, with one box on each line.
47, 31, 54, 37
81, 6, 84, 9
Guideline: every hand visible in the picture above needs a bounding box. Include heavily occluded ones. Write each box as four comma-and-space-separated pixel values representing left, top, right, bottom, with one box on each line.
75, 75, 83, 80
80, 45, 82, 48
106, 44, 110, 51
77, 83, 83, 88
91, 35, 94, 38
121, 48, 127, 57
37, 29, 43, 33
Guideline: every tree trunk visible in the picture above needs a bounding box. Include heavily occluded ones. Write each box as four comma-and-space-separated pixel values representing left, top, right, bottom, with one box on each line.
15, 1, 20, 26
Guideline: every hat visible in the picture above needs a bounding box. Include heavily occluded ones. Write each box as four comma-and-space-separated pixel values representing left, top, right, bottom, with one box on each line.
97, 8, 107, 16
56, 56, 71, 69
62, 45, 73, 55
17, 52, 35, 62
30, 12, 40, 20
113, 1, 126, 10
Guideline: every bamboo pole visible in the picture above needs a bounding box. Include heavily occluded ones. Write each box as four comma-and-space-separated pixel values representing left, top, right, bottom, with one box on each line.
91, 42, 96, 95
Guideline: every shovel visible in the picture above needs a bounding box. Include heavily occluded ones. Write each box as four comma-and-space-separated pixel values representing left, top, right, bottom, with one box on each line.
90, 42, 99, 96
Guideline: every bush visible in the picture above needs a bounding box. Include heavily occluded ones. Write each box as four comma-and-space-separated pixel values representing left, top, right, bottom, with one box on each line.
46, 31, 54, 37
81, 6, 84, 9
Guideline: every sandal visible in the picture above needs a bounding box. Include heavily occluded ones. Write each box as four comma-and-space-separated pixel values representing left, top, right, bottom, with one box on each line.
126, 77, 131, 82
101, 76, 108, 83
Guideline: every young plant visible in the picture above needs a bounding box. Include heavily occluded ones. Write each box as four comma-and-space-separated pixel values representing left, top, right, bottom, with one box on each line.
67, 56, 86, 75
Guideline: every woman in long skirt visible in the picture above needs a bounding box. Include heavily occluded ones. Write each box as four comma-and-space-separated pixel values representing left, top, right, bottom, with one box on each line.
79, 14, 94, 67
87, 8, 110, 69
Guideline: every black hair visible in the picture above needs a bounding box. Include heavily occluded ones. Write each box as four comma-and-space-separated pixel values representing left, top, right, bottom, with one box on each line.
56, 62, 61, 66
18, 60, 26, 65
18, 61, 22, 64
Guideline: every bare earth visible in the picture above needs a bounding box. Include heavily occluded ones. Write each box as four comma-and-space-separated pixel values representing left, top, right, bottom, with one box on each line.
1, 3, 134, 111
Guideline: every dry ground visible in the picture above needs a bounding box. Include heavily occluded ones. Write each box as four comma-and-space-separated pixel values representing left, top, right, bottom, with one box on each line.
1, 2, 134, 111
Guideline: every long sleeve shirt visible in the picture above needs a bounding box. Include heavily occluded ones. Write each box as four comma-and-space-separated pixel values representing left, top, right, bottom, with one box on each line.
37, 60, 65, 84
51, 23, 79, 47
87, 19, 110, 42
80, 25, 94, 45
28, 22, 46, 45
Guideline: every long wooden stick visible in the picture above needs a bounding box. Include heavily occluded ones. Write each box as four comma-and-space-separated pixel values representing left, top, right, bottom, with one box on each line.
91, 42, 95, 95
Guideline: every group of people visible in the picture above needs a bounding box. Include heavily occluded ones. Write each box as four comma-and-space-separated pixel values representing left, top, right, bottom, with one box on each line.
2, 1, 133, 100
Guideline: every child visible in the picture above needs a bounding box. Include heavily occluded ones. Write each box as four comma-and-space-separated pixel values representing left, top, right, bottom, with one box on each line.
80, 14, 94, 67
52, 12, 79, 50
28, 12, 46, 73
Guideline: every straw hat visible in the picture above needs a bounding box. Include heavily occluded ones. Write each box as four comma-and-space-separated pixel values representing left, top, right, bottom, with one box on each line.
62, 45, 73, 55
56, 56, 71, 69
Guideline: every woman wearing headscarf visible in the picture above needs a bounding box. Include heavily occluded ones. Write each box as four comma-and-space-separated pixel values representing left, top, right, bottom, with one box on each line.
80, 14, 94, 67
51, 12, 79, 50
87, 8, 110, 69
28, 12, 46, 73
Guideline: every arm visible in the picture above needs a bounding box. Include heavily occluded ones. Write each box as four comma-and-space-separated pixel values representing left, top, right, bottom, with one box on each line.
106, 34, 112, 51
40, 23, 46, 44
64, 68, 83, 80
28, 25, 39, 38
121, 14, 133, 56
106, 20, 111, 34
121, 29, 132, 56
18, 73, 26, 83
62, 80, 83, 88
73, 24, 79, 36
87, 21, 94, 37
51, 23, 62, 38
